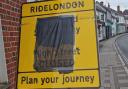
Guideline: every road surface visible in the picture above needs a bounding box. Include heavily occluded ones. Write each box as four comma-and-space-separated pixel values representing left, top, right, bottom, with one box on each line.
116, 34, 128, 60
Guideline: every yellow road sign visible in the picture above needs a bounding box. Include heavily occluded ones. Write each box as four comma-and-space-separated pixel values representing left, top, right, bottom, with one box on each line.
17, 0, 100, 89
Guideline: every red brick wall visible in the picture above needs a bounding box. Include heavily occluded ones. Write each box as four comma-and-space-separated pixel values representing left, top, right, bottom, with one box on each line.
0, 0, 26, 89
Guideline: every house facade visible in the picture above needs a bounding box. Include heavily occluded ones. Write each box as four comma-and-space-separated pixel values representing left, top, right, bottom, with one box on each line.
96, 1, 127, 41
123, 10, 128, 32
111, 9, 118, 36
96, 1, 106, 41
105, 7, 113, 39
116, 6, 126, 34
116, 15, 126, 34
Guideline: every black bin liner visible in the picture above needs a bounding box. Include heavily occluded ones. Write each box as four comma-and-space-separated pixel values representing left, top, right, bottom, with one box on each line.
34, 16, 75, 73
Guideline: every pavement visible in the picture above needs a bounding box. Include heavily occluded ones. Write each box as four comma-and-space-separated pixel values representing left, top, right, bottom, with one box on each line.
99, 33, 128, 89
0, 83, 8, 89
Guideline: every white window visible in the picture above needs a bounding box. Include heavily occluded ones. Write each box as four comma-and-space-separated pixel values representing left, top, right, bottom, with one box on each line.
101, 14, 104, 21
0, 17, 8, 88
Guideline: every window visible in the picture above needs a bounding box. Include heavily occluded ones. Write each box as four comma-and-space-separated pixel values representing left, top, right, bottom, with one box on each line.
98, 25, 101, 37
117, 18, 119, 22
97, 15, 100, 20
0, 17, 8, 87
101, 14, 104, 21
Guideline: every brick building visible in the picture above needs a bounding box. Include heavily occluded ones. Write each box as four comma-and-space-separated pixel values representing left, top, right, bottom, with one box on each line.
0, 0, 26, 89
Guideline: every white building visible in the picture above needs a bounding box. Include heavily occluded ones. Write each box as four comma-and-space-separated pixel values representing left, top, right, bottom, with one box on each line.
96, 2, 106, 41
123, 10, 128, 32
105, 6, 113, 39
116, 6, 126, 34
111, 9, 118, 36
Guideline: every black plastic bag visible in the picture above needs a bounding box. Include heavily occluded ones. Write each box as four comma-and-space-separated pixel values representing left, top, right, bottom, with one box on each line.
34, 16, 75, 73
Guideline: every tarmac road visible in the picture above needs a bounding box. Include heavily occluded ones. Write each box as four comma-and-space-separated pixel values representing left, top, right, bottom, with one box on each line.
116, 34, 128, 61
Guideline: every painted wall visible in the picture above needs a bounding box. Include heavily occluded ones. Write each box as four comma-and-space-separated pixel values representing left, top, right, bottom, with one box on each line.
96, 9, 106, 41
112, 18, 117, 36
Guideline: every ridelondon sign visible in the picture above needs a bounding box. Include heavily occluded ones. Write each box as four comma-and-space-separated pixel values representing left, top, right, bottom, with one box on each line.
30, 1, 85, 13
17, 0, 100, 89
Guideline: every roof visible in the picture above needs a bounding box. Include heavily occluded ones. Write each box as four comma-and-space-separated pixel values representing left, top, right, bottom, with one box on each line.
123, 10, 128, 15
96, 1, 126, 17
96, 1, 106, 13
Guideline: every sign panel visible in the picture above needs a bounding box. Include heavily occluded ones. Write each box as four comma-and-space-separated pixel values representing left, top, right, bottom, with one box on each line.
17, 0, 100, 89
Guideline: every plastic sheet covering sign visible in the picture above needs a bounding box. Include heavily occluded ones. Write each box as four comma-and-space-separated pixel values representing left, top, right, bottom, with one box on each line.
17, 0, 100, 89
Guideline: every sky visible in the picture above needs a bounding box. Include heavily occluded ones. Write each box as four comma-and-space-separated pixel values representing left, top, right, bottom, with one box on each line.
96, 0, 128, 11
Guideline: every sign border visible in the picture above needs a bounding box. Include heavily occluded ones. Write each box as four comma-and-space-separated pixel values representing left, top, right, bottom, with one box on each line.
17, 0, 101, 89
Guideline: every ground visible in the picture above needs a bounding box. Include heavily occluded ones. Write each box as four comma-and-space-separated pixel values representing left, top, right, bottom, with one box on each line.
99, 33, 128, 89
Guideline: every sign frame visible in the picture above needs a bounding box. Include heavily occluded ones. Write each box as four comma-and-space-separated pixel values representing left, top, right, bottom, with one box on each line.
17, 0, 101, 89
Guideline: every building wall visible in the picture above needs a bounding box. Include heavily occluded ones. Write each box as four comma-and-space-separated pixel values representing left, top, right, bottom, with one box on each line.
111, 11, 118, 36
117, 15, 126, 34
112, 18, 117, 36
106, 11, 112, 21
117, 25, 126, 34
96, 11, 106, 22
126, 19, 128, 24
97, 24, 103, 41
118, 15, 125, 23
96, 8, 106, 41
0, 0, 26, 89
126, 19, 128, 32
96, 2, 127, 41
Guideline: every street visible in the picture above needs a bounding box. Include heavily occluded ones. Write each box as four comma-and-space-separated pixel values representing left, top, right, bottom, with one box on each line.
99, 33, 128, 89
116, 34, 128, 64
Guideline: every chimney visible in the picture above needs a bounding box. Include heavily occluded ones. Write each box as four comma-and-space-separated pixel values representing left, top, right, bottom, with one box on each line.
117, 5, 120, 12
108, 3, 110, 8
100, 1, 104, 6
